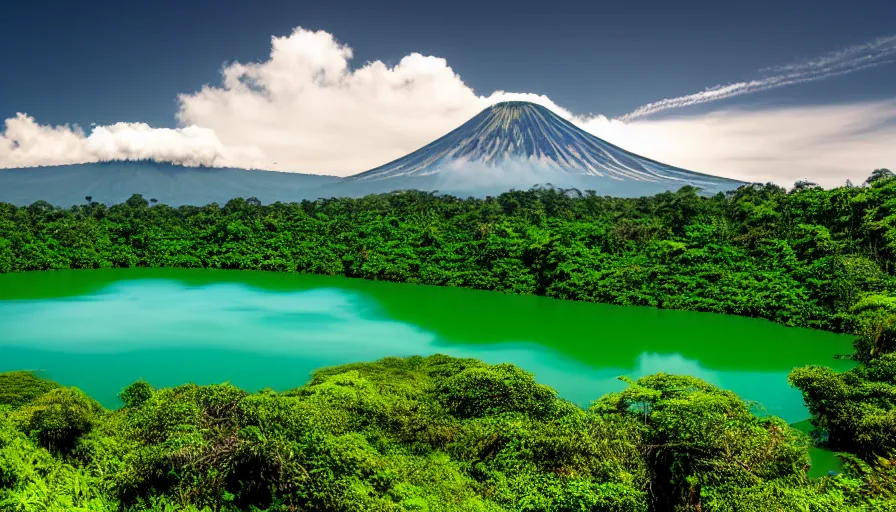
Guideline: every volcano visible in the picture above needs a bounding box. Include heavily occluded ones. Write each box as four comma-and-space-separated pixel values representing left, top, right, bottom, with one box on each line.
345, 101, 743, 196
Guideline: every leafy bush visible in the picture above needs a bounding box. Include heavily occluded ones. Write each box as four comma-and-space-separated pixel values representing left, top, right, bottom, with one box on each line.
11, 387, 103, 453
438, 363, 559, 419
1, 356, 890, 511
593, 373, 815, 509
119, 380, 154, 408
0, 372, 61, 408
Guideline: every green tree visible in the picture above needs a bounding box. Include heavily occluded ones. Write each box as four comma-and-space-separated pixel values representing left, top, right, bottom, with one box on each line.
865, 168, 894, 186
11, 387, 103, 453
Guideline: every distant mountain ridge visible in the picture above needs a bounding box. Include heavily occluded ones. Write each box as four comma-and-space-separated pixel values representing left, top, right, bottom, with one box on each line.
0, 162, 339, 207
0, 102, 744, 206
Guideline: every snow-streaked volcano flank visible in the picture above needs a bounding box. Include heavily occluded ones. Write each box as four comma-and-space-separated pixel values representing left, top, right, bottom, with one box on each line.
346, 101, 744, 196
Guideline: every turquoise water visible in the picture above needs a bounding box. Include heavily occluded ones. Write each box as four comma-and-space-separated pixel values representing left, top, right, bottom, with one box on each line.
0, 269, 854, 427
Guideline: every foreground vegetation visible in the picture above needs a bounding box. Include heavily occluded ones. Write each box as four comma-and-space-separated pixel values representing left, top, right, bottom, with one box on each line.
0, 348, 894, 512
1, 170, 895, 510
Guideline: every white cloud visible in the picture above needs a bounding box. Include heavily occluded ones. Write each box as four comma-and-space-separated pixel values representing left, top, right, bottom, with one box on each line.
0, 27, 894, 189
620, 34, 896, 121
87, 123, 264, 167
0, 113, 264, 169
761, 34, 896, 74
581, 102, 896, 188
0, 114, 94, 168
433, 157, 571, 193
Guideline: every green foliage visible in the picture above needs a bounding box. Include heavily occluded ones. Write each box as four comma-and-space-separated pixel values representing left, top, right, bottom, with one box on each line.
790, 353, 896, 460
833, 453, 896, 510
848, 294, 896, 361
866, 168, 894, 186
5, 355, 886, 511
0, 372, 61, 408
119, 379, 154, 408
789, 291, 896, 466
593, 374, 819, 510
11, 387, 104, 453
437, 363, 559, 419
0, 416, 112, 511
2, 178, 895, 333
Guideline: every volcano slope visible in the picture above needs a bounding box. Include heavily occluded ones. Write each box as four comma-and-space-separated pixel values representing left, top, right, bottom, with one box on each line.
341, 101, 744, 197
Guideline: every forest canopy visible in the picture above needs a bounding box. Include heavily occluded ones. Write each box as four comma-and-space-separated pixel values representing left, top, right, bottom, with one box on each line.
1, 174, 895, 333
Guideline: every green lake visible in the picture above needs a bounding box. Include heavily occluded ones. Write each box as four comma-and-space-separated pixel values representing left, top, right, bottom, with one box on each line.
0, 268, 854, 470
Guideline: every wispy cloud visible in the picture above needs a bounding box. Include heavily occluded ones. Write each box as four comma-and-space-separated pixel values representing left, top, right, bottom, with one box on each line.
761, 34, 896, 73
621, 34, 896, 121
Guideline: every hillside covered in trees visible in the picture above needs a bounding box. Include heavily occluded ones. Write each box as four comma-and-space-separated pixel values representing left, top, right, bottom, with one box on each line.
1, 170, 895, 510
2, 170, 894, 332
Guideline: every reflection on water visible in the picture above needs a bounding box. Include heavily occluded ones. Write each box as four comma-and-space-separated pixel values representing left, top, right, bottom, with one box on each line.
0, 269, 855, 423
1, 281, 435, 356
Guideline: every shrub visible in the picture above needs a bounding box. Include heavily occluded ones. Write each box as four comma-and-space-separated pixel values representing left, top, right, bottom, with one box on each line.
438, 363, 559, 419
119, 380, 155, 408
12, 387, 104, 453
0, 371, 61, 408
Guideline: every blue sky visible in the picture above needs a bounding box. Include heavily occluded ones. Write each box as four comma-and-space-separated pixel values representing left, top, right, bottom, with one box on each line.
1, 0, 894, 185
